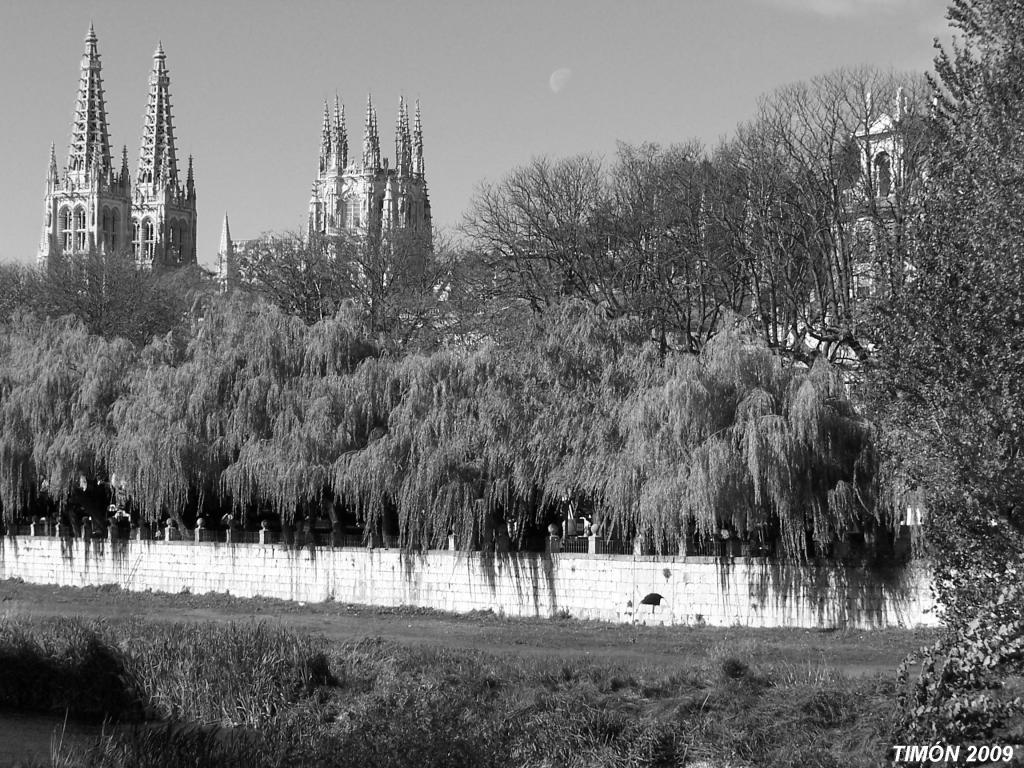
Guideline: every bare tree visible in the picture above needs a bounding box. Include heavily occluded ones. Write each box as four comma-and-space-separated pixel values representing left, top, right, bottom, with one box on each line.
715, 66, 929, 365
463, 143, 747, 355
6, 249, 210, 345
235, 228, 452, 349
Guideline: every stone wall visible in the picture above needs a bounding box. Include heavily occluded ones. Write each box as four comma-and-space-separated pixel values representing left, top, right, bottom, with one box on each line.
0, 536, 938, 629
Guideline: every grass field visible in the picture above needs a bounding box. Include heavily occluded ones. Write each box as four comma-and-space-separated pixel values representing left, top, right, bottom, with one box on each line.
0, 579, 937, 767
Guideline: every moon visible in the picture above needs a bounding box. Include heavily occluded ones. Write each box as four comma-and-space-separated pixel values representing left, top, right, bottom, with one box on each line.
549, 68, 573, 94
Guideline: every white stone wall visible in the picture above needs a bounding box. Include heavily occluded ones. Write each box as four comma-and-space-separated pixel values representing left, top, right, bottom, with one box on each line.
0, 537, 938, 629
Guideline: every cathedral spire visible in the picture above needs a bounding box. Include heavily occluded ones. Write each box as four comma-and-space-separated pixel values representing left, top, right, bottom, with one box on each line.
396, 96, 413, 177
219, 212, 233, 257
319, 100, 332, 173
333, 95, 348, 169
363, 94, 380, 170
67, 23, 112, 186
186, 154, 195, 199
46, 142, 58, 190
119, 144, 129, 184
217, 212, 235, 288
137, 41, 179, 189
413, 99, 425, 178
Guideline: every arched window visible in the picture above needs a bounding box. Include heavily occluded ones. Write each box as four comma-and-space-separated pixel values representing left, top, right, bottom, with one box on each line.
73, 207, 87, 252
142, 218, 155, 262
168, 220, 188, 262
179, 223, 189, 261
59, 207, 73, 252
101, 208, 111, 252
132, 218, 141, 260
874, 152, 892, 198
167, 220, 178, 261
345, 196, 360, 229
110, 209, 120, 253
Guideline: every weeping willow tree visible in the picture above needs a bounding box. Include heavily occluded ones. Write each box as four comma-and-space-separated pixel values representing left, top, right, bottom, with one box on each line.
603, 323, 878, 554
322, 303, 880, 556
0, 313, 135, 521
0, 294, 880, 556
323, 303, 652, 547
104, 295, 379, 525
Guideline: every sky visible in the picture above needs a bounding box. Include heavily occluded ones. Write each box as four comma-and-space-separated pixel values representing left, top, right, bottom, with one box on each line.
0, 0, 950, 268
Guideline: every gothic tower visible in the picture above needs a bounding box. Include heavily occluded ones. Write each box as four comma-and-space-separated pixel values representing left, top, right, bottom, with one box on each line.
38, 27, 197, 268
131, 42, 197, 267
308, 95, 431, 242
38, 24, 131, 264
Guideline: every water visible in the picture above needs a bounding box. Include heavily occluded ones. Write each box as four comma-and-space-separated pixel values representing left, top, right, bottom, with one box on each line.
0, 712, 97, 765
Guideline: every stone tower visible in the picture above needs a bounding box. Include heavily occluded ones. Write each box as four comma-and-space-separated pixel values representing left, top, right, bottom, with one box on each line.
38, 27, 196, 268
132, 42, 197, 267
308, 95, 431, 242
852, 89, 908, 204
38, 24, 130, 264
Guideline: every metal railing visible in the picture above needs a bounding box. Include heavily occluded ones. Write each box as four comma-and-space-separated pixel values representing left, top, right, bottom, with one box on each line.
559, 536, 590, 554
594, 538, 632, 555
6, 525, 862, 561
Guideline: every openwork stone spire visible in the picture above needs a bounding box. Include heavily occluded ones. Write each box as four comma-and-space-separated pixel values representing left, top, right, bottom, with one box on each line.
319, 100, 332, 172
40, 29, 197, 268
333, 95, 348, 169
362, 94, 380, 170
67, 23, 112, 186
413, 99, 425, 178
395, 96, 413, 177
137, 41, 178, 188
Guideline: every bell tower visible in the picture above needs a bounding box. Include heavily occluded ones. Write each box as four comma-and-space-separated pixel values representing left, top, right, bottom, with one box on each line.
131, 43, 197, 268
38, 28, 197, 269
38, 24, 131, 265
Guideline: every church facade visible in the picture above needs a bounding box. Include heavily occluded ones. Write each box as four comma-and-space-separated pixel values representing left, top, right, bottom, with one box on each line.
38, 25, 197, 269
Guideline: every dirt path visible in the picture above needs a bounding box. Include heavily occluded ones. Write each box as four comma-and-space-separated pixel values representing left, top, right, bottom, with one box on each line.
0, 579, 935, 676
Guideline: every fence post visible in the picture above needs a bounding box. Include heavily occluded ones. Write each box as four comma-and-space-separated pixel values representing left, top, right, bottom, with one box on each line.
194, 518, 205, 543
259, 520, 271, 545
588, 535, 597, 555
164, 521, 180, 542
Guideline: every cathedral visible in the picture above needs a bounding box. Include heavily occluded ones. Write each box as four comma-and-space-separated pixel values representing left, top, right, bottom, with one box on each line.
217, 95, 432, 285
38, 24, 197, 268
307, 94, 431, 241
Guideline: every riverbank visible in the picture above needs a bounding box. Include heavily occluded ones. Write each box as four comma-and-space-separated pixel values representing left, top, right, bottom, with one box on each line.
0, 580, 935, 767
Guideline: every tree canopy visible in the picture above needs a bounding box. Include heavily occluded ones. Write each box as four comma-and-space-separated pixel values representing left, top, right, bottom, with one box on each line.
868, 0, 1024, 743
0, 294, 880, 558
870, 0, 1024, 619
